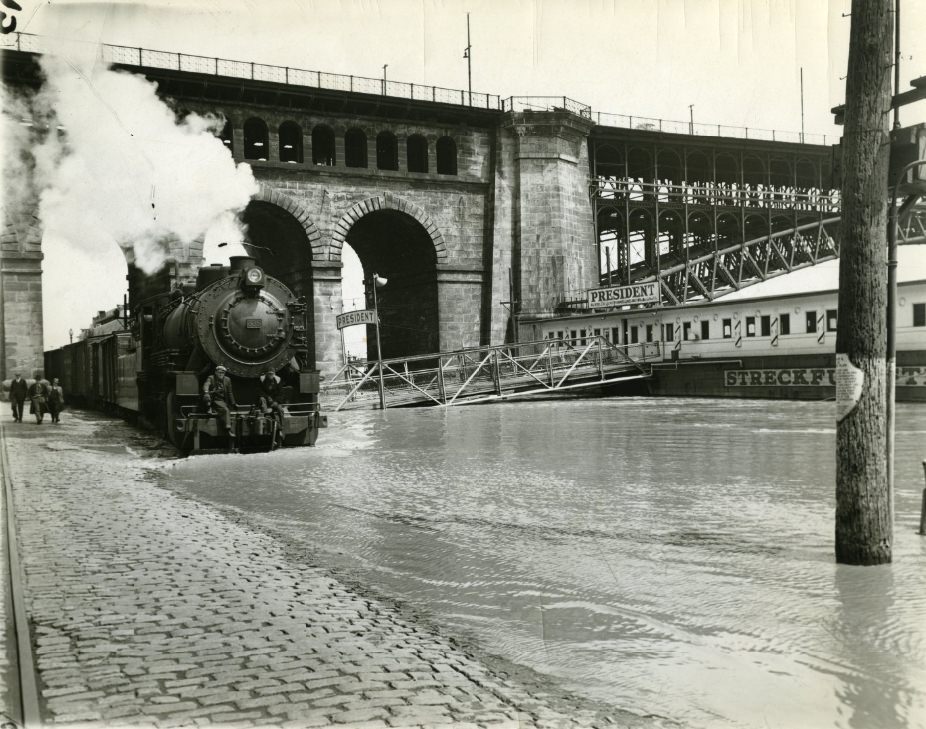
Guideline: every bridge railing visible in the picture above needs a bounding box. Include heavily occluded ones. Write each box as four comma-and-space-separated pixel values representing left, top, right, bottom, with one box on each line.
3, 32, 828, 145
321, 336, 650, 409
592, 178, 842, 214
593, 111, 832, 146
502, 96, 593, 118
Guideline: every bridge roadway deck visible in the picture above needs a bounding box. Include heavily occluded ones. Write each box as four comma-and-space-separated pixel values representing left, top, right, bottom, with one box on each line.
0, 410, 664, 728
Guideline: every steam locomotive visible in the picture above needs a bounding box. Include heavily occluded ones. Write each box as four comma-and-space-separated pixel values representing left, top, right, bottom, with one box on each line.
45, 256, 326, 454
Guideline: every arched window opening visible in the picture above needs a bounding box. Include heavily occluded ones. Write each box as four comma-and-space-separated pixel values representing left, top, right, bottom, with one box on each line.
407, 135, 428, 173
376, 131, 398, 171
345, 128, 368, 168
436, 136, 457, 175
312, 125, 335, 166
243, 117, 269, 161
279, 121, 303, 164
218, 120, 233, 154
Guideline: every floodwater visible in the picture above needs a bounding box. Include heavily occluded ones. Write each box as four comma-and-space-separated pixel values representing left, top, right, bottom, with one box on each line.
161, 397, 926, 729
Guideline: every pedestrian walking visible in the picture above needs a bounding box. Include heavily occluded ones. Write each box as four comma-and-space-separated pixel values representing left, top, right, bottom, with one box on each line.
28, 378, 48, 424
9, 373, 28, 422
47, 378, 65, 424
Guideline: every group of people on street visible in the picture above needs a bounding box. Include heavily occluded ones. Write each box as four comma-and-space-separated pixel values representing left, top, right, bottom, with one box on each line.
8, 374, 65, 424
202, 365, 286, 447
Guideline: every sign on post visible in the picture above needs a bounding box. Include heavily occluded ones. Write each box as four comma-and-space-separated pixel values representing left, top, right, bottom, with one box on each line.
336, 309, 377, 330
587, 282, 659, 309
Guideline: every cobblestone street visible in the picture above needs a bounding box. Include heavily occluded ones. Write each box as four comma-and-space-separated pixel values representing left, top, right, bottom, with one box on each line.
0, 411, 660, 729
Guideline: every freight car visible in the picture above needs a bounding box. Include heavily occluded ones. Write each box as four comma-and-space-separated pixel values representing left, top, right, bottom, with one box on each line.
44, 256, 326, 454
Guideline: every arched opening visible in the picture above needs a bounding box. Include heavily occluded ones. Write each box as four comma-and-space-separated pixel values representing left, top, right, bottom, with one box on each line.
594, 143, 623, 179
436, 136, 457, 175
279, 121, 303, 164
597, 207, 624, 282
243, 117, 269, 161
376, 131, 398, 170
345, 128, 368, 168
340, 244, 366, 361
344, 210, 439, 359
240, 200, 314, 342
218, 119, 233, 155
312, 125, 335, 166
407, 134, 428, 173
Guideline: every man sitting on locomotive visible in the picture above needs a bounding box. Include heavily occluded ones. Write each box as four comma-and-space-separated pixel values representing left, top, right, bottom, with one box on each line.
257, 368, 285, 445
203, 365, 237, 440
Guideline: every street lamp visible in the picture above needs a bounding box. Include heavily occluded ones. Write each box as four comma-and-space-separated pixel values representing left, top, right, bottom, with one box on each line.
371, 273, 388, 409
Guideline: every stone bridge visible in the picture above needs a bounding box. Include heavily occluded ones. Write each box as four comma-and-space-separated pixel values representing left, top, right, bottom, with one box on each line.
0, 35, 838, 378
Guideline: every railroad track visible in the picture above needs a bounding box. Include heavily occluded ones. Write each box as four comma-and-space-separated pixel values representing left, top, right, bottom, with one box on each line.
0, 420, 41, 727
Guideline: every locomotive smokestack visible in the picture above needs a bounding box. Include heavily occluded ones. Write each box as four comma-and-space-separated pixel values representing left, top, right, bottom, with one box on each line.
229, 256, 256, 273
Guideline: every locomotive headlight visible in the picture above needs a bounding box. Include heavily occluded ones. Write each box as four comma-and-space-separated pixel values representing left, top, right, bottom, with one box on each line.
243, 267, 265, 289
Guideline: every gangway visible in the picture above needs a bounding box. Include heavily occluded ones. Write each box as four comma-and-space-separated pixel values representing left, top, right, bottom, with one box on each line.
321, 337, 655, 411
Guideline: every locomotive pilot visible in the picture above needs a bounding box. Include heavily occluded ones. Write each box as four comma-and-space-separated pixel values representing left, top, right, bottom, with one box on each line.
203, 365, 237, 441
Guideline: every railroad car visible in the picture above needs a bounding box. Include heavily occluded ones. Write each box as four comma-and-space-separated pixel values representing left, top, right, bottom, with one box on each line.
44, 256, 326, 454
524, 279, 926, 401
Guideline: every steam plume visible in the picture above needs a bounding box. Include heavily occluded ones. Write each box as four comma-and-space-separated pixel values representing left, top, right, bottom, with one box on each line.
31, 49, 257, 273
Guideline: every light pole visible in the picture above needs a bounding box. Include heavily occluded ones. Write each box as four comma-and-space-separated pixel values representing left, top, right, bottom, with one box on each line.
382, 64, 388, 95
688, 104, 694, 135
371, 273, 388, 409
463, 13, 472, 106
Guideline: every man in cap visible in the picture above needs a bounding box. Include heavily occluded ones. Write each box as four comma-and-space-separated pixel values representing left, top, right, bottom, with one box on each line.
9, 373, 28, 423
257, 368, 285, 446
203, 365, 237, 443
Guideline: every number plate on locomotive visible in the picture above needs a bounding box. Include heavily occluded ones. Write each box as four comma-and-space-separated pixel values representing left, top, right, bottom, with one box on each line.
245, 318, 262, 329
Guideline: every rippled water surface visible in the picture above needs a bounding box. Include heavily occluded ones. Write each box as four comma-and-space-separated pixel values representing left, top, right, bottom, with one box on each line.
163, 398, 926, 729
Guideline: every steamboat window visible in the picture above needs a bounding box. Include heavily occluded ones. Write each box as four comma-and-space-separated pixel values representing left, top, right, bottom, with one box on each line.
683, 322, 692, 340
611, 326, 621, 343
700, 321, 709, 340
312, 125, 335, 166
722, 318, 732, 338
746, 316, 756, 337
806, 311, 817, 333
570, 329, 578, 345
663, 323, 674, 341
646, 324, 654, 342
827, 309, 838, 332
780, 313, 790, 335
407, 134, 428, 173
760, 315, 771, 337
376, 131, 398, 170
914, 303, 926, 327
630, 326, 639, 344
345, 128, 368, 168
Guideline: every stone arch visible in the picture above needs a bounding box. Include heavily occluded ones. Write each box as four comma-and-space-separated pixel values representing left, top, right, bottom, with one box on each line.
329, 193, 448, 264
251, 182, 324, 262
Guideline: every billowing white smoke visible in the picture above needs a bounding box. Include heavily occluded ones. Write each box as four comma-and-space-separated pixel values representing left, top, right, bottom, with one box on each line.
32, 51, 257, 272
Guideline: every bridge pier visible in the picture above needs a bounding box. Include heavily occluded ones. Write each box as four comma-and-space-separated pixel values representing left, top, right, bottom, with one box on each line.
0, 213, 44, 380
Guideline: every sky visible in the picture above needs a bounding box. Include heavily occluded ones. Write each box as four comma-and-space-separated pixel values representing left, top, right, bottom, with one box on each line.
5, 0, 926, 349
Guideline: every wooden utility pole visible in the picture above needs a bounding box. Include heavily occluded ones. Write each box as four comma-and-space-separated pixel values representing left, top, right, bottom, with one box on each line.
835, 0, 894, 565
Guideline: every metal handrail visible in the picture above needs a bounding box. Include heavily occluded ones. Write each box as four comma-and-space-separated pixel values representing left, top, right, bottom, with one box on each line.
3, 31, 829, 145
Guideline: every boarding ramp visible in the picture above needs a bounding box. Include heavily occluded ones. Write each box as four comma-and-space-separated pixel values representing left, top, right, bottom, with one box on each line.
321, 337, 655, 411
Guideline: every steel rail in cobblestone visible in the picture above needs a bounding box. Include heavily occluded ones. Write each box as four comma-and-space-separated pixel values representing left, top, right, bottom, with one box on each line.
0, 423, 41, 728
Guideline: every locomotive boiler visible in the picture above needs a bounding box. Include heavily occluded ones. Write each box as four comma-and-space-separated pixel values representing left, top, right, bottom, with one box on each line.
136, 255, 325, 453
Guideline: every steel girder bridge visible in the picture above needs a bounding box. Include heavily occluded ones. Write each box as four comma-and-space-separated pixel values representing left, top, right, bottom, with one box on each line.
565, 180, 926, 311
320, 337, 654, 410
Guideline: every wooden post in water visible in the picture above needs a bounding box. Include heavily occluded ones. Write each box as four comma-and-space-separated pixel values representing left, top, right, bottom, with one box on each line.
834, 0, 894, 565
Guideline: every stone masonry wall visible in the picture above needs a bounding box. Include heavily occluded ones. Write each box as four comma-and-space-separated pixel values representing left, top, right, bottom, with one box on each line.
1, 210, 44, 380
